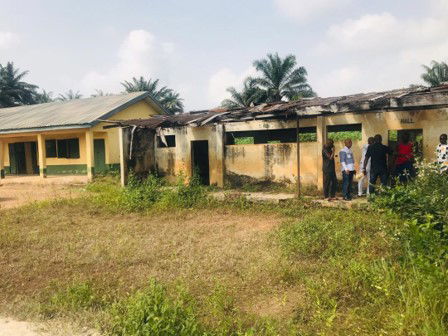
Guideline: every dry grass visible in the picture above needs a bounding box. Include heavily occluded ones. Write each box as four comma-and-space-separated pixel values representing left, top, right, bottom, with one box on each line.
0, 198, 302, 332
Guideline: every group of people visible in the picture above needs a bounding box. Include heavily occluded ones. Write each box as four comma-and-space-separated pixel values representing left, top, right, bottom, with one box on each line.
322, 133, 448, 201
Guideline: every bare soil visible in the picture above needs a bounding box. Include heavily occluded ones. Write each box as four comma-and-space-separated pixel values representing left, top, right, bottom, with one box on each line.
0, 176, 86, 209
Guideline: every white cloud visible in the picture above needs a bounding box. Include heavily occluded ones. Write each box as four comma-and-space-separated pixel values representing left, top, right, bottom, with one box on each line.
274, 0, 351, 21
207, 66, 256, 107
312, 9, 448, 96
80, 30, 175, 94
0, 31, 19, 49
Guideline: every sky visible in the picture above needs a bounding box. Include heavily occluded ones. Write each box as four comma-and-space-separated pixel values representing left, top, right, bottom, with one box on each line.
1, 0, 447, 111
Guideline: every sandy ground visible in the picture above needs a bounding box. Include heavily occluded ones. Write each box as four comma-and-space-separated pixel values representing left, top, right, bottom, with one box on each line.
0, 317, 98, 336
0, 317, 46, 336
0, 175, 87, 209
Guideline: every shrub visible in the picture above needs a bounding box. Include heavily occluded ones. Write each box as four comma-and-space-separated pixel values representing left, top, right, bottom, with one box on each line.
106, 280, 208, 336
40, 282, 106, 317
122, 173, 164, 211
158, 174, 207, 209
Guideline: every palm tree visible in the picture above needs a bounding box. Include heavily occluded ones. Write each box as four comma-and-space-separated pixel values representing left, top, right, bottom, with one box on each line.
91, 89, 113, 97
421, 60, 448, 87
252, 53, 315, 102
160, 90, 184, 114
222, 77, 266, 108
34, 90, 53, 104
0, 62, 38, 107
121, 76, 184, 114
58, 90, 82, 101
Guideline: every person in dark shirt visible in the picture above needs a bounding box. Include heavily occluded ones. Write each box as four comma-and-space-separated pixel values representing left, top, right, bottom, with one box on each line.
322, 139, 337, 200
363, 134, 393, 193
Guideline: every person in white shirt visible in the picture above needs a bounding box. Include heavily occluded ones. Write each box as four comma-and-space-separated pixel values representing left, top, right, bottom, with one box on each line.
436, 133, 448, 172
339, 139, 356, 201
358, 137, 374, 196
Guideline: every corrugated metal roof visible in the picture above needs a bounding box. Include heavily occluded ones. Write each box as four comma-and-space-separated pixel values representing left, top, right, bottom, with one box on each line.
105, 85, 448, 130
0, 91, 164, 134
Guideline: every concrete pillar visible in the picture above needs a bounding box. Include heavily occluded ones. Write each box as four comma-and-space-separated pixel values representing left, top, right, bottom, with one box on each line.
118, 127, 128, 186
0, 140, 5, 179
316, 116, 326, 191
85, 129, 95, 180
37, 134, 47, 178
213, 124, 225, 187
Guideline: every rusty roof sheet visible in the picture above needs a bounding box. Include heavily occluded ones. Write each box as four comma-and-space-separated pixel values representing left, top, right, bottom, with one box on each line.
105, 85, 448, 130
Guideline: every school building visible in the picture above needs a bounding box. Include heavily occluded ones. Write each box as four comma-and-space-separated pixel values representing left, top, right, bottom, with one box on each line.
0, 92, 164, 180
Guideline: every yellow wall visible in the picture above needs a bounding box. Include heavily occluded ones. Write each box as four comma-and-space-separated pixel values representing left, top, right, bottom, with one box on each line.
154, 107, 448, 188
1, 100, 159, 170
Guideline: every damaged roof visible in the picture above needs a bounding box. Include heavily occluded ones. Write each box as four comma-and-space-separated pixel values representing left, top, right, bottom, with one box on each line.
105, 85, 448, 130
0, 91, 166, 134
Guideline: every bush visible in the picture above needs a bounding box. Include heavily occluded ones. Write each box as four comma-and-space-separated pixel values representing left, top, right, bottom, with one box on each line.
372, 162, 448, 231
40, 282, 107, 317
158, 174, 207, 209
106, 280, 208, 336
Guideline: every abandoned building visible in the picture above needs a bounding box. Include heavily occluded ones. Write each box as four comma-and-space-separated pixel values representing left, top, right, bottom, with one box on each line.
0, 92, 164, 179
109, 85, 448, 191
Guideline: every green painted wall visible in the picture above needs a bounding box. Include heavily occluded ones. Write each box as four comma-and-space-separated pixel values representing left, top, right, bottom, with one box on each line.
4, 164, 120, 176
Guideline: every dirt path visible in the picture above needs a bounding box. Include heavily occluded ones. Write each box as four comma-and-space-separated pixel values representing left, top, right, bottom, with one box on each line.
0, 176, 87, 209
0, 317, 48, 336
0, 317, 99, 336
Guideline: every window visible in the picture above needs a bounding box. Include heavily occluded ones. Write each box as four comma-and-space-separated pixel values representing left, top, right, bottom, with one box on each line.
226, 127, 317, 145
45, 138, 80, 158
327, 124, 362, 141
157, 135, 176, 148
45, 140, 57, 158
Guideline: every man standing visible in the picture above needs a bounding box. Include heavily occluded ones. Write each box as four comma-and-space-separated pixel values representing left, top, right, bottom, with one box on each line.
322, 139, 337, 200
358, 137, 374, 196
436, 133, 448, 172
363, 134, 393, 193
340, 139, 355, 201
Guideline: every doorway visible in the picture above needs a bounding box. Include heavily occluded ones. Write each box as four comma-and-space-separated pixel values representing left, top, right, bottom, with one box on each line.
8, 142, 38, 175
94, 139, 107, 174
191, 140, 210, 185
388, 129, 423, 159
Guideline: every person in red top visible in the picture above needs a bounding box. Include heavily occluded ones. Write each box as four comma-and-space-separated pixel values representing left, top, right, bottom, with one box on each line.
394, 132, 415, 183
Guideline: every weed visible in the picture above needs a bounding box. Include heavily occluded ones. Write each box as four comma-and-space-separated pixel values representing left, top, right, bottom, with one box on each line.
105, 279, 208, 336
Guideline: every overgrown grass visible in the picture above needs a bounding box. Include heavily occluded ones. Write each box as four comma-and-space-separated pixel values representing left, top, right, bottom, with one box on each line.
1, 172, 447, 335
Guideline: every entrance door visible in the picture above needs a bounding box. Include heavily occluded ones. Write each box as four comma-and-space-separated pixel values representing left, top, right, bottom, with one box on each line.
8, 143, 27, 175
94, 139, 107, 174
191, 140, 210, 185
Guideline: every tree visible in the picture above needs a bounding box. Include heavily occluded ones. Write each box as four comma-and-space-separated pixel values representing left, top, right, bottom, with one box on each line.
34, 90, 53, 104
0, 62, 38, 107
421, 60, 448, 87
58, 90, 82, 101
159, 90, 184, 114
222, 77, 266, 108
252, 53, 315, 102
91, 89, 113, 97
121, 76, 184, 114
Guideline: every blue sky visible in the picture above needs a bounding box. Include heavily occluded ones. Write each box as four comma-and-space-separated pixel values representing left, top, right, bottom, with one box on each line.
1, 0, 447, 110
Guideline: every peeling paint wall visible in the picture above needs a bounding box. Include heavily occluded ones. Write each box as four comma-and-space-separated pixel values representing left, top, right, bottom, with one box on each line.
151, 107, 448, 189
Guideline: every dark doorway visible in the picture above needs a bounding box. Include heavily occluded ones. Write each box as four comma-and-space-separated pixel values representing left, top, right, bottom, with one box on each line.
191, 140, 210, 185
8, 142, 38, 175
94, 139, 107, 174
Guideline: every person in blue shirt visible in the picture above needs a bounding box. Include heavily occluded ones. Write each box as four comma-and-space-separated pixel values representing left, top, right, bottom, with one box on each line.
340, 139, 356, 201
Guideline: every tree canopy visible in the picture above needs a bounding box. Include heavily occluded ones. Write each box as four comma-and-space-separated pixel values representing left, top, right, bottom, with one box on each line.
421, 60, 448, 87
58, 90, 82, 101
221, 53, 315, 108
121, 77, 184, 114
222, 78, 266, 109
0, 62, 39, 107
